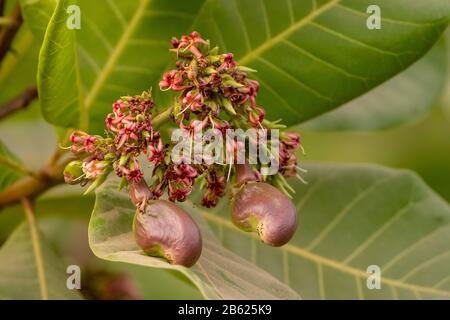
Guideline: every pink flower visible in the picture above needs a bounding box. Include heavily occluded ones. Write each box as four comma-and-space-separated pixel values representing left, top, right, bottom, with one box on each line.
189, 31, 208, 46
168, 181, 192, 202
217, 53, 236, 71
248, 107, 265, 127
159, 70, 185, 91
84, 136, 97, 153
117, 160, 144, 183
281, 132, 301, 149
70, 131, 97, 154
82, 160, 106, 179
147, 137, 165, 165
182, 90, 204, 112
202, 171, 226, 208
113, 100, 126, 113
173, 164, 198, 181
174, 31, 207, 51
278, 133, 302, 177
127, 169, 144, 182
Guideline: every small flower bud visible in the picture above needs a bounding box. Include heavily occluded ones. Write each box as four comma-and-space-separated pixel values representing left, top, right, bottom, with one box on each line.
82, 159, 107, 179
64, 160, 85, 185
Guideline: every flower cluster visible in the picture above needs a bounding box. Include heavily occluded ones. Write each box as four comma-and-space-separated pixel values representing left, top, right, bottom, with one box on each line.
64, 91, 159, 192
65, 32, 305, 208
105, 92, 154, 156
158, 32, 305, 205
160, 31, 264, 130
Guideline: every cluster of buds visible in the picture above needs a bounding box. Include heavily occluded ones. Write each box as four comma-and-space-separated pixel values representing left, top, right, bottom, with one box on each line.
64, 91, 159, 193
279, 132, 303, 178
160, 31, 264, 130
105, 91, 154, 155
64, 130, 113, 193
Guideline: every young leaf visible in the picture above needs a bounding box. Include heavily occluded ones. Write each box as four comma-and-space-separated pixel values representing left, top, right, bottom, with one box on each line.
89, 179, 300, 300
38, 0, 86, 129
0, 222, 82, 299
203, 163, 450, 299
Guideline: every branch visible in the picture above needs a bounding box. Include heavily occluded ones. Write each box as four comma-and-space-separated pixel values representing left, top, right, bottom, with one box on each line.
0, 3, 22, 64
0, 152, 38, 178
0, 85, 38, 120
0, 0, 5, 18
0, 17, 15, 27
0, 159, 67, 209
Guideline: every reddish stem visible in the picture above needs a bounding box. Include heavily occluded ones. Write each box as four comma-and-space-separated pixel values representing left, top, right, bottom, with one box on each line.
128, 179, 153, 209
235, 164, 258, 185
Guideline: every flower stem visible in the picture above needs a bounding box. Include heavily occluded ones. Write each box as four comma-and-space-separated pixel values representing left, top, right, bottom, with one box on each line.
153, 105, 173, 127
0, 17, 15, 27
0, 157, 68, 209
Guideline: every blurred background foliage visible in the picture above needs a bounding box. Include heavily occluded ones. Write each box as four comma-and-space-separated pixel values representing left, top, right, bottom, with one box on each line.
0, 0, 449, 298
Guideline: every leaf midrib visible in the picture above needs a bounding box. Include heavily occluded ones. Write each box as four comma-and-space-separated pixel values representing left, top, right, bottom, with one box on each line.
22, 201, 48, 300
237, 0, 340, 65
199, 208, 450, 298
83, 0, 150, 125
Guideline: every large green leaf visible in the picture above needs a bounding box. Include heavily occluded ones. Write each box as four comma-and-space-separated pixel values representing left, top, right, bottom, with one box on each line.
0, 1, 54, 122
192, 0, 449, 125
89, 179, 300, 300
38, 0, 206, 132
38, 0, 449, 132
301, 39, 448, 131
38, 0, 87, 129
0, 222, 82, 299
0, 195, 203, 299
20, 0, 57, 40
202, 163, 450, 299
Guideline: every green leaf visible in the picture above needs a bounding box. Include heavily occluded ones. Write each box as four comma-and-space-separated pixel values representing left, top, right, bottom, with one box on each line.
193, 0, 449, 125
38, 0, 206, 132
38, 0, 87, 129
38, 0, 449, 132
89, 179, 300, 300
0, 222, 82, 299
0, 141, 24, 191
0, 2, 53, 122
0, 25, 38, 107
203, 163, 450, 299
20, 0, 57, 40
301, 39, 448, 131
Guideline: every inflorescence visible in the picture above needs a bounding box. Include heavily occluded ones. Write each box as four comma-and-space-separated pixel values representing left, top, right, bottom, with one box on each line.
64, 32, 305, 208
